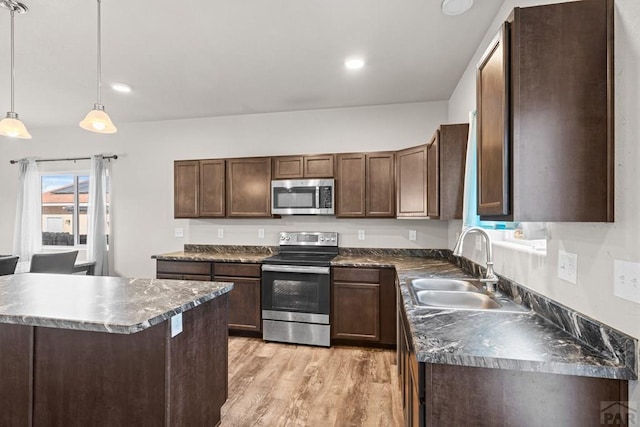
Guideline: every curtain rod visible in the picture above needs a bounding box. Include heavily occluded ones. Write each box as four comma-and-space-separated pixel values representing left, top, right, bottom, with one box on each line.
9, 155, 118, 164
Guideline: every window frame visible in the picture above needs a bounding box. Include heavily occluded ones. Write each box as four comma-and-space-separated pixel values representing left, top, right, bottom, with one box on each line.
40, 171, 90, 249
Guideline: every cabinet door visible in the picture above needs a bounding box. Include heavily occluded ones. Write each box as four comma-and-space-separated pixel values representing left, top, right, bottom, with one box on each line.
303, 154, 334, 178
336, 153, 366, 217
174, 161, 200, 218
226, 157, 272, 217
438, 124, 469, 220
200, 159, 225, 217
217, 276, 261, 332
272, 156, 304, 179
366, 152, 395, 217
396, 145, 428, 217
332, 282, 380, 341
477, 24, 510, 217
426, 131, 440, 218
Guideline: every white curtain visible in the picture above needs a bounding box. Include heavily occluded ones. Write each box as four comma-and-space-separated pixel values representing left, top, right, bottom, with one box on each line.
12, 158, 42, 273
87, 155, 110, 276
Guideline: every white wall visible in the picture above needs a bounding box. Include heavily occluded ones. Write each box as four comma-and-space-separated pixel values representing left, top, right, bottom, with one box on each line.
0, 101, 449, 278
447, 0, 640, 402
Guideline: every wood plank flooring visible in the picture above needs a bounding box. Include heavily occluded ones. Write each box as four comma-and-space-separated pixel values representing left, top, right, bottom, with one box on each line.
221, 337, 403, 427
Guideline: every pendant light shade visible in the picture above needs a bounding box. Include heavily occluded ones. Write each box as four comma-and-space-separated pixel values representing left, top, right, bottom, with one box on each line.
80, 0, 117, 134
0, 1, 31, 139
0, 112, 31, 138
80, 104, 117, 133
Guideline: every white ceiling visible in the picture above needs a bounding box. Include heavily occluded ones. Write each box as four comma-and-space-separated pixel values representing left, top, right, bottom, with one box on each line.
0, 0, 504, 129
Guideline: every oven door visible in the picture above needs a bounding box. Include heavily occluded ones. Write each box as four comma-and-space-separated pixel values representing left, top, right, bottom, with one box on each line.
261, 264, 330, 324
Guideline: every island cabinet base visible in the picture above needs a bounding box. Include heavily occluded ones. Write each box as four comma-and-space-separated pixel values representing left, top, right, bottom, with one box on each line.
423, 363, 628, 427
0, 295, 228, 427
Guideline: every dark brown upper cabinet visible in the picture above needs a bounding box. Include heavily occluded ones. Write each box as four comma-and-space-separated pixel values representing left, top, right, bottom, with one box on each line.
272, 154, 335, 179
477, 0, 614, 222
396, 144, 428, 218
226, 157, 272, 217
336, 153, 366, 217
336, 152, 395, 218
427, 124, 469, 220
174, 160, 225, 218
366, 152, 395, 217
174, 160, 200, 218
199, 159, 226, 217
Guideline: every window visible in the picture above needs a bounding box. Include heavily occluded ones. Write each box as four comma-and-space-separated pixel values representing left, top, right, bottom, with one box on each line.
41, 173, 109, 247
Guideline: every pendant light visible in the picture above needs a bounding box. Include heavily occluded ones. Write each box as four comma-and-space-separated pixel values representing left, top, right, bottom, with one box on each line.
80, 0, 117, 134
0, 1, 31, 139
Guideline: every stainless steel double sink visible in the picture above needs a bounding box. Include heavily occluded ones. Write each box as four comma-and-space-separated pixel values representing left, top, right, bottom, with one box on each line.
408, 278, 528, 313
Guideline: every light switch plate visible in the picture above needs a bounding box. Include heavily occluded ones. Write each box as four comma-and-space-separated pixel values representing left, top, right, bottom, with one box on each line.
558, 250, 578, 284
258, 229, 265, 239
409, 230, 417, 241
217, 229, 224, 239
614, 260, 640, 304
475, 235, 483, 251
174, 227, 184, 238
358, 230, 365, 240
171, 313, 183, 338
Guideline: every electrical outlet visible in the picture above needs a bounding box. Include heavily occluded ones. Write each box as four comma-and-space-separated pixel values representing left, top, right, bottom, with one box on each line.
475, 235, 483, 251
217, 229, 224, 239
174, 227, 184, 238
409, 230, 417, 241
614, 260, 640, 304
558, 250, 578, 284
358, 230, 365, 240
258, 229, 265, 239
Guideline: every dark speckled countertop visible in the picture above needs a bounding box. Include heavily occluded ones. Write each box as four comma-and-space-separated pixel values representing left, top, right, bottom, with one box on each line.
152, 247, 636, 380
0, 273, 233, 334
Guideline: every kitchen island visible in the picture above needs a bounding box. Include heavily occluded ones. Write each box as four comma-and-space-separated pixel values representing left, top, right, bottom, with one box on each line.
0, 273, 233, 427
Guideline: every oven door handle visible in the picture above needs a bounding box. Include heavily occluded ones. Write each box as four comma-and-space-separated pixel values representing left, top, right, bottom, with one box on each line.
261, 265, 330, 275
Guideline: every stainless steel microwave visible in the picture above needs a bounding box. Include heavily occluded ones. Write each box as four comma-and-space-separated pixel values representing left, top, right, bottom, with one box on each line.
271, 179, 335, 215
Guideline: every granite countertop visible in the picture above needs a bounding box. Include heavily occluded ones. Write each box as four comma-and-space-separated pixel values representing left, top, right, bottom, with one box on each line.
390, 259, 634, 380
152, 250, 271, 264
152, 246, 636, 380
0, 273, 233, 334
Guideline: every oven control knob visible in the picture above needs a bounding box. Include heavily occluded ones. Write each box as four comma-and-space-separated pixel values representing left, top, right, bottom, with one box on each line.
331, 237, 335, 241
285, 236, 291, 241
320, 237, 325, 241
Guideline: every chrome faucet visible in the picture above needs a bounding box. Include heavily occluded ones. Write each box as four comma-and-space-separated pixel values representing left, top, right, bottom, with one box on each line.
453, 227, 499, 293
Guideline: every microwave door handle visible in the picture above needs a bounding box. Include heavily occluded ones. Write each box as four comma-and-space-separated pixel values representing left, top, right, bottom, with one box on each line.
261, 265, 330, 275
315, 188, 320, 209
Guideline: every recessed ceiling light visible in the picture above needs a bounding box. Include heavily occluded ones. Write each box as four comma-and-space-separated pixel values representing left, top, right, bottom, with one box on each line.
111, 83, 132, 93
344, 57, 365, 70
442, 0, 473, 16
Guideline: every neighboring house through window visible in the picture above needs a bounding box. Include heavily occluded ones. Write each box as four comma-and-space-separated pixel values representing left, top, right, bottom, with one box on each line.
41, 173, 110, 247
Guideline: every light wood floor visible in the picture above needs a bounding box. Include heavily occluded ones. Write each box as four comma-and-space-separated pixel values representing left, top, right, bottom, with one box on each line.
221, 337, 403, 427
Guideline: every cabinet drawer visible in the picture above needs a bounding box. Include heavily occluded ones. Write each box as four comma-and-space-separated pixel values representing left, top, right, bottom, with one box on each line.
157, 273, 184, 280
214, 263, 261, 278
157, 260, 212, 276
332, 267, 380, 283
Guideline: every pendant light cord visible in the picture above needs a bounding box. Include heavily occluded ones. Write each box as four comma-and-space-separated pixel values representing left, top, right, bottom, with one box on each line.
96, 0, 102, 105
10, 9, 14, 112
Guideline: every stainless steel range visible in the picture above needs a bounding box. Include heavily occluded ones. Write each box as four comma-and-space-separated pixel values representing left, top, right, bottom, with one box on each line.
261, 231, 338, 347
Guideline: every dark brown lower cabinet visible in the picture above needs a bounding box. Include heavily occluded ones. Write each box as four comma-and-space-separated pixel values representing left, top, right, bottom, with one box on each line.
397, 294, 628, 427
214, 262, 262, 334
156, 260, 213, 281
0, 296, 229, 427
331, 267, 395, 347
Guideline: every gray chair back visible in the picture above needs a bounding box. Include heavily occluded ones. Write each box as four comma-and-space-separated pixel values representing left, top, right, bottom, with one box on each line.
29, 251, 78, 274
0, 255, 19, 276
